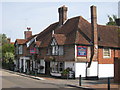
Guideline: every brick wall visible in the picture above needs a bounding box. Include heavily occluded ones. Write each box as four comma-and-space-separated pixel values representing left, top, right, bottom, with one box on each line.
98, 48, 116, 64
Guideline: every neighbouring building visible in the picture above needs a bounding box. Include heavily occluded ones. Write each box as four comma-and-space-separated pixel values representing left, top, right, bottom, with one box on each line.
14, 5, 120, 79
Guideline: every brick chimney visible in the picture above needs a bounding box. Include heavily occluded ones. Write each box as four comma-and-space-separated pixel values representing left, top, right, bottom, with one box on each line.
24, 27, 32, 39
91, 5, 98, 61
58, 5, 68, 26
88, 6, 98, 68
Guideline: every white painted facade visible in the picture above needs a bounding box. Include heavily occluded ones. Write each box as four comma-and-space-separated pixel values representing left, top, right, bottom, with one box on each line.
39, 59, 45, 74
86, 61, 98, 77
98, 64, 114, 78
75, 62, 87, 77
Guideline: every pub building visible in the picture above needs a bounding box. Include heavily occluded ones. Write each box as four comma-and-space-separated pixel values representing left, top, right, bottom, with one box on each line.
14, 5, 120, 79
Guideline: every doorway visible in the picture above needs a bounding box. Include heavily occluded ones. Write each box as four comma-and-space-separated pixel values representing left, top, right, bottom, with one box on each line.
45, 61, 50, 75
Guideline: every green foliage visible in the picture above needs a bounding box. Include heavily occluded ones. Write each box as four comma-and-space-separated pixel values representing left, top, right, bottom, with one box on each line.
0, 33, 15, 69
4, 52, 14, 63
0, 34, 8, 45
106, 15, 117, 26
2, 44, 14, 56
62, 67, 72, 74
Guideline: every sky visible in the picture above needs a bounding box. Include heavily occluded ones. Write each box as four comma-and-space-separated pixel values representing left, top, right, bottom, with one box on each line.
1, 1, 120, 42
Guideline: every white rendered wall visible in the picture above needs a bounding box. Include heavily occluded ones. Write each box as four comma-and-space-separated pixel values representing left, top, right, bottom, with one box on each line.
40, 59, 45, 74
87, 61, 98, 77
98, 64, 114, 78
75, 62, 86, 77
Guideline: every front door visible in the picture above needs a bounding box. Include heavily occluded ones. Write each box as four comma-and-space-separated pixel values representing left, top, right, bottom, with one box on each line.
45, 61, 50, 75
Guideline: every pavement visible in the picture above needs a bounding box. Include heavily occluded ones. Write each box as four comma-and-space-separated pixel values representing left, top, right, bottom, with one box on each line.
2, 69, 120, 90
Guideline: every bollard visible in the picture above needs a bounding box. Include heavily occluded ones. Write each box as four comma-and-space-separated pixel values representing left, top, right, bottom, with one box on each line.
108, 77, 110, 90
79, 75, 81, 86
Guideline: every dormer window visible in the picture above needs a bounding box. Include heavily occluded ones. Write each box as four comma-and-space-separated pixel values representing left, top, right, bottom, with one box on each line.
49, 38, 63, 56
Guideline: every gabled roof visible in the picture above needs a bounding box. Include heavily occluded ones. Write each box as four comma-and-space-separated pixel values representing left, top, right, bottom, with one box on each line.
55, 16, 92, 45
55, 16, 119, 48
36, 22, 59, 47
36, 16, 119, 48
15, 39, 27, 45
53, 34, 66, 45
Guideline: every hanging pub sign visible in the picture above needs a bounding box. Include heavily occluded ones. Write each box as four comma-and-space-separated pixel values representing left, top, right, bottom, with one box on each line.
77, 46, 87, 57
30, 48, 37, 54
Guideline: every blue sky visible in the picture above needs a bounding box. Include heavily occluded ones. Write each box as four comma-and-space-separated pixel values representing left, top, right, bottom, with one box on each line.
1, 2, 119, 42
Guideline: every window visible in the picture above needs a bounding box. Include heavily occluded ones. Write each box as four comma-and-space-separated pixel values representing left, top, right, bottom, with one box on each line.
51, 62, 64, 73
15, 45, 18, 54
103, 48, 111, 58
50, 38, 64, 56
59, 46, 63, 55
52, 46, 58, 55
18, 45, 23, 54
51, 39, 59, 55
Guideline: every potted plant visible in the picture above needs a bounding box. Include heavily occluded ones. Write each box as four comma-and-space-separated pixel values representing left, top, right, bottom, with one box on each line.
61, 67, 72, 79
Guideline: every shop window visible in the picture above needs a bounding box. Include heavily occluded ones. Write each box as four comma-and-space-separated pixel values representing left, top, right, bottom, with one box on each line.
51, 62, 64, 73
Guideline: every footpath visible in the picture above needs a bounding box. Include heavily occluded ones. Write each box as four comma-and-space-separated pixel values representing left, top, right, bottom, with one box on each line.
2, 69, 120, 90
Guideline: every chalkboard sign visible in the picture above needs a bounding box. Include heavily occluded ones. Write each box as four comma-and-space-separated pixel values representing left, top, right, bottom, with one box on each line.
68, 71, 75, 79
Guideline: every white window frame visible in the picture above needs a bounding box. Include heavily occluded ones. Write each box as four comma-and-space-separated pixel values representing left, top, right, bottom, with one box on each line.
51, 61, 64, 73
103, 48, 111, 58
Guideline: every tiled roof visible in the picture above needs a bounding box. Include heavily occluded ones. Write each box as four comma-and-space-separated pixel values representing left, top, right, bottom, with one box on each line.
36, 16, 119, 48
36, 22, 59, 47
15, 39, 27, 44
55, 16, 119, 48
98, 25, 119, 48
53, 34, 66, 45
10, 42, 14, 45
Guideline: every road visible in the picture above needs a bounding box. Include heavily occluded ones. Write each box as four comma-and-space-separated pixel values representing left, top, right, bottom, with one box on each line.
1, 69, 85, 90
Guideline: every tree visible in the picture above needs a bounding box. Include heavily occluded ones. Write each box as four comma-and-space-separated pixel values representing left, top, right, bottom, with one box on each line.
106, 15, 117, 26
0, 34, 15, 70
